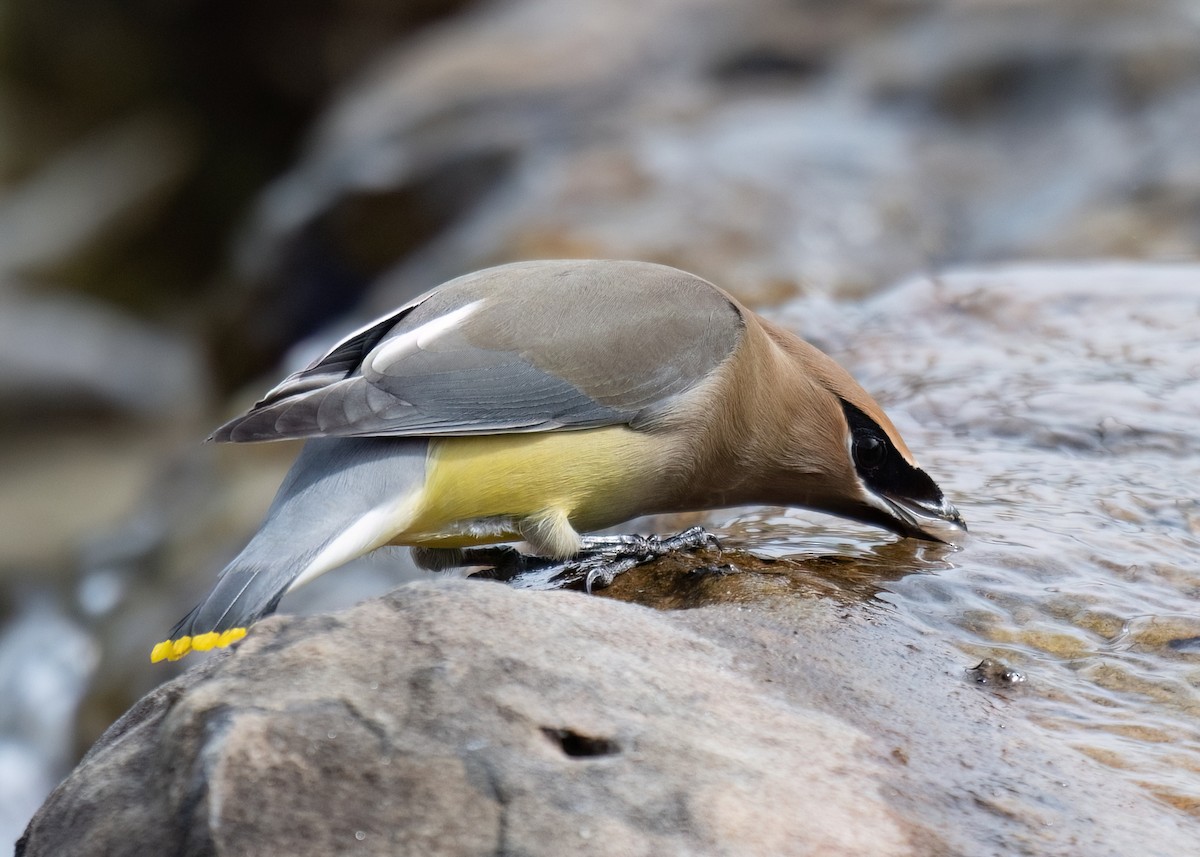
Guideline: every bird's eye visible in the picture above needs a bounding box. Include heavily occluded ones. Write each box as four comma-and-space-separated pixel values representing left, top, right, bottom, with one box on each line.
853, 432, 886, 470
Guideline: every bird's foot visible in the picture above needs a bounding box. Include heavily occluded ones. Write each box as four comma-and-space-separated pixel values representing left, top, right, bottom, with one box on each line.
576, 526, 720, 591
465, 526, 720, 591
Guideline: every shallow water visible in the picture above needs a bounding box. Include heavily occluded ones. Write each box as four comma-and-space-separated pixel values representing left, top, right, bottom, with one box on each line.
723, 264, 1200, 820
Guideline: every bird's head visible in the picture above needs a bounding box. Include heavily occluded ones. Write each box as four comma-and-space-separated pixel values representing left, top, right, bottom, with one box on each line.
826, 397, 965, 542
755, 324, 966, 543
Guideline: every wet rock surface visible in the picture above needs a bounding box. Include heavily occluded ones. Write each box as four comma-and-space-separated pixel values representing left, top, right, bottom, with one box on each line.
11, 261, 1200, 850
767, 263, 1200, 821
11, 263, 1200, 851
18, 579, 1192, 857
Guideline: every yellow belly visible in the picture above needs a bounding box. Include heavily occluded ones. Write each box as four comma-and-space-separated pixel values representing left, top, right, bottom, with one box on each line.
391, 426, 664, 550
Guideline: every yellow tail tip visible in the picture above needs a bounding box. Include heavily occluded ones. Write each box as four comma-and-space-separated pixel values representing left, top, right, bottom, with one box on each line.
190, 632, 220, 652
150, 627, 248, 663
149, 640, 175, 663
218, 627, 247, 646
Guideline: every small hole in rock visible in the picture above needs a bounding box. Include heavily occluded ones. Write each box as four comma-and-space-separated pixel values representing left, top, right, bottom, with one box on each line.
542, 727, 621, 758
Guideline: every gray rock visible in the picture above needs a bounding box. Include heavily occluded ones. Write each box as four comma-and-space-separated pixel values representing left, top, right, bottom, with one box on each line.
19, 577, 1193, 856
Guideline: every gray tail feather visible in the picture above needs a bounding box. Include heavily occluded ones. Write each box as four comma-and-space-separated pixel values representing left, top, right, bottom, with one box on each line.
166, 559, 298, 641
161, 436, 429, 646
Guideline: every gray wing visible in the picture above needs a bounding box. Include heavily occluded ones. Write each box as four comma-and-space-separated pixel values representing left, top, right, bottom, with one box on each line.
212, 260, 744, 442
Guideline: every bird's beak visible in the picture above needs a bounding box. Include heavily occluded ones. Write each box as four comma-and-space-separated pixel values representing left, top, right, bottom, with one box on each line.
881, 491, 967, 544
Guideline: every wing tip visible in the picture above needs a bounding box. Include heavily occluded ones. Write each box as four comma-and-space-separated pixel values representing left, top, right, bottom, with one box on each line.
207, 412, 300, 444
208, 413, 251, 443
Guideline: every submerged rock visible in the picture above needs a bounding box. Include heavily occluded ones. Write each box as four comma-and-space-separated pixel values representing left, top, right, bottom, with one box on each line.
19, 578, 1192, 856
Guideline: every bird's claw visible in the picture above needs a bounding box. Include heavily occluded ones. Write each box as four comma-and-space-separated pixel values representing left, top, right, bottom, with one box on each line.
649, 526, 721, 554
465, 527, 720, 591
582, 555, 643, 593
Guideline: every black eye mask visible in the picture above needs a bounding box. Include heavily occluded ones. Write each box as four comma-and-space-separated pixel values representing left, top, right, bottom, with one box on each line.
840, 399, 944, 506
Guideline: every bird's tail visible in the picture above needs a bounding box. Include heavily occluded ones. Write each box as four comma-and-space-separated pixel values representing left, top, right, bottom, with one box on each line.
149, 560, 289, 662
151, 437, 428, 662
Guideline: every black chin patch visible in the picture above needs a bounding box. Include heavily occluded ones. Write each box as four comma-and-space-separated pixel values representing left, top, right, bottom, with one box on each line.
840, 399, 944, 506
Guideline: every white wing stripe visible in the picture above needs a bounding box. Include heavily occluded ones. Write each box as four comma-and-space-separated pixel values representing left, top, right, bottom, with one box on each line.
366, 300, 485, 374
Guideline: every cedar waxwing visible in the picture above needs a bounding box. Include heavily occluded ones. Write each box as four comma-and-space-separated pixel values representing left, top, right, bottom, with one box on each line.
152, 260, 964, 662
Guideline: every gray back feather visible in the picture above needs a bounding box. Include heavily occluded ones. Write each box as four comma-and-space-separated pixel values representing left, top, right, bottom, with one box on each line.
212, 260, 743, 443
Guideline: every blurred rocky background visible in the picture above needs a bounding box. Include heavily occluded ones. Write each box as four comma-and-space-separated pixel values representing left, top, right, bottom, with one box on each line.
3, 0, 1200, 847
